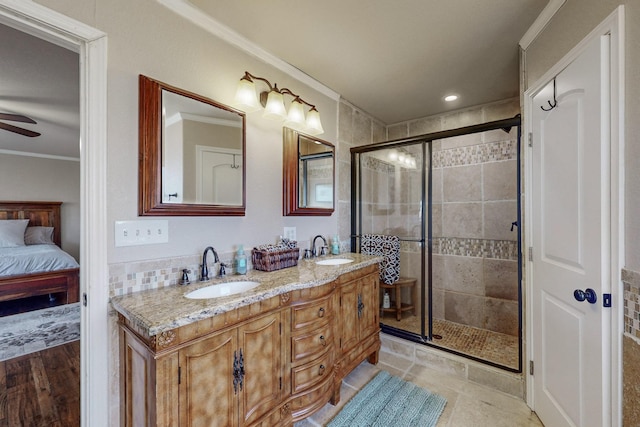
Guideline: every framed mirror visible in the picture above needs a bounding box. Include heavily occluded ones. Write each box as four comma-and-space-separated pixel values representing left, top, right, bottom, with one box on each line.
283, 127, 335, 216
139, 75, 246, 216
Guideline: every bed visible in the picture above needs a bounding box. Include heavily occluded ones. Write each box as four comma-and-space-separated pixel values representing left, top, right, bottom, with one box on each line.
0, 201, 79, 304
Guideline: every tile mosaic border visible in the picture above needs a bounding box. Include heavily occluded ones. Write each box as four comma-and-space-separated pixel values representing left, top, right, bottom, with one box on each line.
622, 268, 640, 341
398, 237, 518, 261
435, 237, 518, 260
433, 139, 517, 168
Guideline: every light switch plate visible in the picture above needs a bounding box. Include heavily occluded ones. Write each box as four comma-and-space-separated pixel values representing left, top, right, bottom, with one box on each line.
115, 220, 169, 247
283, 226, 296, 241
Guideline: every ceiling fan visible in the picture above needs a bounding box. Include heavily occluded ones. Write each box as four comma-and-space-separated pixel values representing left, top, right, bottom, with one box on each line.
0, 112, 41, 137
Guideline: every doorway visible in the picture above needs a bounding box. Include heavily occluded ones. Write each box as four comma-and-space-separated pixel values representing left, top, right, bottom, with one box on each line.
0, 1, 108, 425
524, 7, 624, 426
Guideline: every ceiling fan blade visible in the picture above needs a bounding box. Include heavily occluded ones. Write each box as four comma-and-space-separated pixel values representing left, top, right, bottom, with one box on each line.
0, 113, 37, 124
0, 121, 41, 137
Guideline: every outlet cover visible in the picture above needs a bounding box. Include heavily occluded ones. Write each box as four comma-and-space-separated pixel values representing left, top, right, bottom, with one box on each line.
283, 226, 296, 241
115, 220, 169, 247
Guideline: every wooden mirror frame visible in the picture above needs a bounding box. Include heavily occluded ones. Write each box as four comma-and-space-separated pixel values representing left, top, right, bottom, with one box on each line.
138, 75, 246, 216
283, 127, 335, 216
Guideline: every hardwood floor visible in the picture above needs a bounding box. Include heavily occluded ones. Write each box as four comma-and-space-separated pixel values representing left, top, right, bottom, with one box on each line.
0, 341, 80, 427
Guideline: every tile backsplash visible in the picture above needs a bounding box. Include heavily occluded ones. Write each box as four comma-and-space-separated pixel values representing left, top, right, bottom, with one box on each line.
109, 251, 237, 298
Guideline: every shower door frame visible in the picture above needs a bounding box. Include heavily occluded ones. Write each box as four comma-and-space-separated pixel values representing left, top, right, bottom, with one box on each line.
350, 115, 523, 373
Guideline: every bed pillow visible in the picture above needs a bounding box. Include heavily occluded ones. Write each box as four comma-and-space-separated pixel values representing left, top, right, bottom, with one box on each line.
24, 226, 55, 245
0, 219, 29, 247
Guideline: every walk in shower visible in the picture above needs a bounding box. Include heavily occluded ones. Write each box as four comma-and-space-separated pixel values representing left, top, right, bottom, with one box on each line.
351, 116, 522, 371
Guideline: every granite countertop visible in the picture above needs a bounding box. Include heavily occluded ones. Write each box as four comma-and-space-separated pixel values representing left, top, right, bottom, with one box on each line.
110, 253, 381, 336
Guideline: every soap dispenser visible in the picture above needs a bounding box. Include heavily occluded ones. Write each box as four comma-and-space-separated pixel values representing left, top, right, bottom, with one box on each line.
331, 235, 340, 255
236, 245, 247, 275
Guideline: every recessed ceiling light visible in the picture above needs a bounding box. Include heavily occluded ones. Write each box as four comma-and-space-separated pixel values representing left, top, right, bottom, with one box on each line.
444, 95, 458, 102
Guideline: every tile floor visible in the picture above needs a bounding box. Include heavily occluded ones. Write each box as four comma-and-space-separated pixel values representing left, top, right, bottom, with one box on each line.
295, 338, 543, 426
382, 315, 519, 370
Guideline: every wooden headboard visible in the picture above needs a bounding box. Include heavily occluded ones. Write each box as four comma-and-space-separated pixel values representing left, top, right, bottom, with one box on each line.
0, 201, 62, 247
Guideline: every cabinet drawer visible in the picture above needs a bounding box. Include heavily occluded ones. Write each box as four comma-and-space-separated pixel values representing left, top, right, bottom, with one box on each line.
292, 324, 332, 362
289, 371, 335, 421
291, 351, 333, 394
292, 296, 332, 331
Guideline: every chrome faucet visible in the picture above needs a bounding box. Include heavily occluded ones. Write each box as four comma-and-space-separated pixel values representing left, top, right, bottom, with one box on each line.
311, 235, 328, 257
200, 246, 220, 281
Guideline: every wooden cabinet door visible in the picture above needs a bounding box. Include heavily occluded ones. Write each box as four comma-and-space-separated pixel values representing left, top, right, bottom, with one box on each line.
358, 273, 379, 339
179, 329, 238, 427
121, 329, 157, 427
238, 312, 283, 426
339, 280, 359, 353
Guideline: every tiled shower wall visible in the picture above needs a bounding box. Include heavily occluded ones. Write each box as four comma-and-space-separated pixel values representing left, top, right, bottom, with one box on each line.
385, 98, 521, 336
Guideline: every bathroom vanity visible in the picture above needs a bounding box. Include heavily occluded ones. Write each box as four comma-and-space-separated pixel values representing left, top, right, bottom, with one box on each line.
112, 254, 381, 427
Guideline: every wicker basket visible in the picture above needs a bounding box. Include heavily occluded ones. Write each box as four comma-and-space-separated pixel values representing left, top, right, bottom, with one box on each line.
251, 247, 300, 272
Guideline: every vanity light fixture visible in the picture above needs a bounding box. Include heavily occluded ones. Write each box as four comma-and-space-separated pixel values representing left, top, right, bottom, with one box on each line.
234, 71, 324, 135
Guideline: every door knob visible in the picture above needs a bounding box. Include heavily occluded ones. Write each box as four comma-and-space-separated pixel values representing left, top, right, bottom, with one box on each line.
574, 288, 597, 304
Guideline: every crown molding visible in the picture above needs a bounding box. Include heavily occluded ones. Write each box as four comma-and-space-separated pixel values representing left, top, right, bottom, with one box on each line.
157, 0, 340, 101
0, 148, 80, 162
519, 0, 566, 49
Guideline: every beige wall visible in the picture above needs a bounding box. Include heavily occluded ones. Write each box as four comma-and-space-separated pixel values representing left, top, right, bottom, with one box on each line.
0, 153, 80, 259
27, 2, 339, 422
337, 100, 387, 245
37, 0, 340, 266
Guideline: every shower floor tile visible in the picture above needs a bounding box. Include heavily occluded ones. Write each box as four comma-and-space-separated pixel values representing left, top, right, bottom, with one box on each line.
381, 315, 519, 370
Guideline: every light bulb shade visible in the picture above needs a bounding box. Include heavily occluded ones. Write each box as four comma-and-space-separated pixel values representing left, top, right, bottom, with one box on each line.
285, 99, 306, 129
305, 108, 324, 135
263, 90, 287, 120
234, 78, 261, 112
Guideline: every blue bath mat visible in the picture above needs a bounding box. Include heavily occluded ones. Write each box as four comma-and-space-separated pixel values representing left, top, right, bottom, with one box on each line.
328, 370, 447, 427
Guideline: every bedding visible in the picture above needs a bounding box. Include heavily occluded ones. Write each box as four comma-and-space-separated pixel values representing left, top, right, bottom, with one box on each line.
0, 244, 79, 277
0, 219, 29, 247
24, 226, 55, 245
0, 201, 79, 305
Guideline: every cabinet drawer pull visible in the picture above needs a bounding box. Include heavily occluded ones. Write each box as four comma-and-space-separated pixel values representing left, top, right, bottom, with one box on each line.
318, 307, 325, 318
319, 335, 326, 346
319, 364, 325, 375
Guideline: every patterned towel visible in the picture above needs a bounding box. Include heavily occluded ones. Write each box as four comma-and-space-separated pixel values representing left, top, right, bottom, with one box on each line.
361, 234, 400, 285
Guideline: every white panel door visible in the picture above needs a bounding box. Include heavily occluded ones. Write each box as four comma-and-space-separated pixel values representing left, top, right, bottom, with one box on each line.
196, 147, 242, 205
531, 34, 610, 427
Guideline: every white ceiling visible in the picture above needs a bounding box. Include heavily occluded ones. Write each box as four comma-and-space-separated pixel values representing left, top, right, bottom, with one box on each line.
188, 0, 548, 124
0, 1, 547, 159
0, 23, 79, 159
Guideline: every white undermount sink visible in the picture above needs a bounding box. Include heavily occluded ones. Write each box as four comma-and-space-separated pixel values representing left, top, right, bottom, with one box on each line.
184, 281, 260, 299
315, 258, 354, 266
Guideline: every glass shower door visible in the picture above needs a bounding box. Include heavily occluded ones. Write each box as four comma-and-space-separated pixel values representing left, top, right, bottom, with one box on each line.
355, 143, 428, 337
